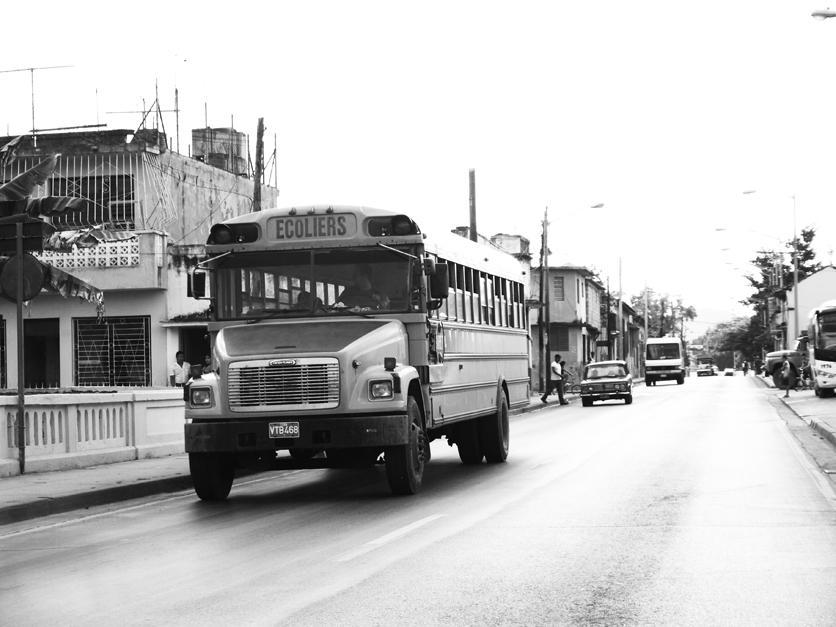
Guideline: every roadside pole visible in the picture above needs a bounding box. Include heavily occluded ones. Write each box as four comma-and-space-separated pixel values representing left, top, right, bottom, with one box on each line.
16, 222, 25, 474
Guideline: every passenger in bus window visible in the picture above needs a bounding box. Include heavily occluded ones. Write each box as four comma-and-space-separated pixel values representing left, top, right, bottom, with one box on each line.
295, 290, 324, 313
338, 264, 390, 309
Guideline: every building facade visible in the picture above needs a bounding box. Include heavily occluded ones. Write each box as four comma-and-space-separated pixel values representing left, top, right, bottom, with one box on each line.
0, 128, 279, 389
785, 265, 836, 343
529, 265, 606, 390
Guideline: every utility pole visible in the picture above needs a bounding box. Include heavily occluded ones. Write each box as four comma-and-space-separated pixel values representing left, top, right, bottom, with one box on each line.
617, 257, 622, 360
253, 118, 264, 211
539, 208, 550, 394
468, 169, 477, 242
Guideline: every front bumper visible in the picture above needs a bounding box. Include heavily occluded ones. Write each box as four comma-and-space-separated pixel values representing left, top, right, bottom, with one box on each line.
582, 392, 629, 402
185, 414, 410, 453
647, 370, 681, 379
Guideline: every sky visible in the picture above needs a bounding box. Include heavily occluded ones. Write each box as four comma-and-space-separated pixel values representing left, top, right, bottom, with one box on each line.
2, 1, 836, 338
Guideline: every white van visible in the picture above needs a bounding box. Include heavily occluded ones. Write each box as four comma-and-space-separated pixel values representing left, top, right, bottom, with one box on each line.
645, 337, 685, 386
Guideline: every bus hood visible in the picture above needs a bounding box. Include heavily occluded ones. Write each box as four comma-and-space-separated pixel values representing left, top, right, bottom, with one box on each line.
217, 318, 403, 357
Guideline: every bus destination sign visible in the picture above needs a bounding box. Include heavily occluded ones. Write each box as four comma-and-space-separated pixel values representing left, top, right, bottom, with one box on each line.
270, 214, 357, 241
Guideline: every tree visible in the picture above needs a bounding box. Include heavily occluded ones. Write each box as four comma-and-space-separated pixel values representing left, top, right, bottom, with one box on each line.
629, 287, 697, 338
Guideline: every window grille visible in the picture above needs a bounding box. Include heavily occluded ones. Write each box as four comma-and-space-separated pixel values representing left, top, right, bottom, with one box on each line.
73, 316, 151, 386
553, 276, 565, 301
555, 327, 570, 352
50, 175, 135, 231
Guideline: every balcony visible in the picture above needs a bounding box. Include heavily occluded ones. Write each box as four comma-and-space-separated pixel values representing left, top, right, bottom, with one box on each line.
36, 230, 167, 291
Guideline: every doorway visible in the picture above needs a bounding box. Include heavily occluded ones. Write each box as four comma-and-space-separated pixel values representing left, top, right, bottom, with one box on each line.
24, 318, 60, 388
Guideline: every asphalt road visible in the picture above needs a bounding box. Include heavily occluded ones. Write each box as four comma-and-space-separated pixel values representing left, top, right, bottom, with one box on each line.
2, 376, 836, 626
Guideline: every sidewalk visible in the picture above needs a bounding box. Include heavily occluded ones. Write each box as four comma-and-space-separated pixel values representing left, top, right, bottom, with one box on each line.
751, 373, 836, 449
1, 377, 833, 527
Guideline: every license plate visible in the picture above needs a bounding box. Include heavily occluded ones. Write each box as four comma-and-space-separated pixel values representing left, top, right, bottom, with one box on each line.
269, 422, 300, 438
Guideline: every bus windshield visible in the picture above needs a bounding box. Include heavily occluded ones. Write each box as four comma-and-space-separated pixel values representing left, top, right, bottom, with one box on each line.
817, 312, 836, 351
213, 247, 417, 320
646, 344, 681, 360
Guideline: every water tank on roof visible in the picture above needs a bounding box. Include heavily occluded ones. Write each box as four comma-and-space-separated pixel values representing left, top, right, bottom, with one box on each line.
191, 127, 247, 175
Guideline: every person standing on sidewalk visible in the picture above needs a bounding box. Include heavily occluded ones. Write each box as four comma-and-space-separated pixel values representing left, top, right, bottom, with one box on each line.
780, 355, 798, 398
169, 351, 191, 387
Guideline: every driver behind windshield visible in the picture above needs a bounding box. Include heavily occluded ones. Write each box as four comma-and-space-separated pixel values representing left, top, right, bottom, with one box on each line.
338, 264, 390, 309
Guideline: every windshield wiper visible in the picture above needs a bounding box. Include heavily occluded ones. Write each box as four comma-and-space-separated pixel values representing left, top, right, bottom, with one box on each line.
320, 305, 375, 319
376, 242, 417, 260
245, 308, 295, 323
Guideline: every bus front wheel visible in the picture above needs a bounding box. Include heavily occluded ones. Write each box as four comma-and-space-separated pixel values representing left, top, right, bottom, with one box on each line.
189, 452, 235, 501
480, 392, 509, 463
385, 396, 427, 495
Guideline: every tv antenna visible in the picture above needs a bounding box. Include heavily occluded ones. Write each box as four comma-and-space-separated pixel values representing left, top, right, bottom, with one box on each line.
0, 65, 73, 145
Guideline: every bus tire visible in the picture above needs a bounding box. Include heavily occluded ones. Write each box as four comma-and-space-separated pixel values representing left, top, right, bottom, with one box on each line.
677, 374, 684, 385
385, 396, 427, 495
480, 391, 509, 463
455, 419, 484, 464
189, 452, 235, 501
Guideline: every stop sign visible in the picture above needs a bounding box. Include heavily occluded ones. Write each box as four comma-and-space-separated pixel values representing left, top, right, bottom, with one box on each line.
0, 253, 46, 302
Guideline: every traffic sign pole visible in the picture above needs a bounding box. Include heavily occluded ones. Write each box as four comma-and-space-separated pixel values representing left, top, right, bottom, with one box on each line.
16, 222, 25, 474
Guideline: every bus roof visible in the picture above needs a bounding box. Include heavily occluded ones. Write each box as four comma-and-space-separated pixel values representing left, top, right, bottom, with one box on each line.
423, 229, 526, 282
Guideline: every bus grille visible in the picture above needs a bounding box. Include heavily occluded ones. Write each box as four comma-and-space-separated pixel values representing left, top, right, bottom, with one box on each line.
228, 358, 340, 411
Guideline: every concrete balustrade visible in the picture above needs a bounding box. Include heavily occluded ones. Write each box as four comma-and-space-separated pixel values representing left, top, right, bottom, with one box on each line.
0, 389, 185, 477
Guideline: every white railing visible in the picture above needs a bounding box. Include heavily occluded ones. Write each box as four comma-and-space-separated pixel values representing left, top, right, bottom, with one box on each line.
0, 390, 185, 476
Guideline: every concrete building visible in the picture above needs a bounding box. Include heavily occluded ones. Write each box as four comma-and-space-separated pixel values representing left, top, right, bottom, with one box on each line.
530, 264, 606, 390
0, 127, 279, 390
785, 265, 836, 342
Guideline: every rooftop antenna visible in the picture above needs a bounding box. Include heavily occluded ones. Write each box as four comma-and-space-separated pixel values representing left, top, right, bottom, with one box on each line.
0, 64, 73, 146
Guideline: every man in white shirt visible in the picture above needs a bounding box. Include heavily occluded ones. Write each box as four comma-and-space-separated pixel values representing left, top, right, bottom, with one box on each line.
169, 351, 191, 387
541, 353, 568, 405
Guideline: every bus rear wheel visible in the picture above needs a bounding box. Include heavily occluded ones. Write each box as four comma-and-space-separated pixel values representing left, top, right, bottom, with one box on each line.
455, 419, 484, 464
189, 452, 235, 501
480, 392, 509, 463
385, 396, 427, 495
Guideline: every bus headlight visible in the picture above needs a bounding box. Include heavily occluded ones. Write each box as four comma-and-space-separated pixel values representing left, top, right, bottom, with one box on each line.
369, 380, 394, 400
190, 387, 213, 406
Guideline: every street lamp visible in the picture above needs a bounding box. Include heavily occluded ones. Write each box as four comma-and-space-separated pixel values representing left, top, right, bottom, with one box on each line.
812, 8, 836, 20
741, 189, 800, 346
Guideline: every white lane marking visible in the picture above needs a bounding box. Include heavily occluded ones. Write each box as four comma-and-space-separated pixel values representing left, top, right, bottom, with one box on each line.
331, 514, 444, 562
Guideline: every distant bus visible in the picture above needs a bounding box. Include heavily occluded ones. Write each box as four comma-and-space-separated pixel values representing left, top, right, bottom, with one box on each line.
807, 300, 836, 398
184, 205, 529, 500
645, 337, 685, 386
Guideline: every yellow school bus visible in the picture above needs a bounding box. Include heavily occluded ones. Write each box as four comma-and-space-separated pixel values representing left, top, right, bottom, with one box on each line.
185, 205, 529, 499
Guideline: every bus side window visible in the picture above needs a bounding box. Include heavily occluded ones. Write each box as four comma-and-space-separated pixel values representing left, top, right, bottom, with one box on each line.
447, 261, 458, 320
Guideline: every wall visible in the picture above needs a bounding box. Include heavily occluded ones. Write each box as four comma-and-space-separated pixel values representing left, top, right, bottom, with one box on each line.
159, 151, 280, 247
786, 266, 836, 340
0, 389, 185, 477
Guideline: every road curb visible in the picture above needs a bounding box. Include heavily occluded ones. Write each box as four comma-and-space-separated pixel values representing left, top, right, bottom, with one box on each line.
0, 475, 194, 527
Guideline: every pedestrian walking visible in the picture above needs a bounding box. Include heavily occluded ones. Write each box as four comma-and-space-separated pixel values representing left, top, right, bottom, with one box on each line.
742, 361, 749, 377
541, 353, 568, 405
169, 351, 191, 387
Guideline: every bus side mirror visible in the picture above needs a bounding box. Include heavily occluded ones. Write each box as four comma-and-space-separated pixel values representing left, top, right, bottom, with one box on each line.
423, 256, 436, 275
429, 263, 449, 300
189, 269, 207, 299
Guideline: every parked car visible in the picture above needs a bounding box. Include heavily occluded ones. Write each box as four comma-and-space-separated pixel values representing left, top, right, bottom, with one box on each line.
579, 360, 633, 406
724, 368, 735, 376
